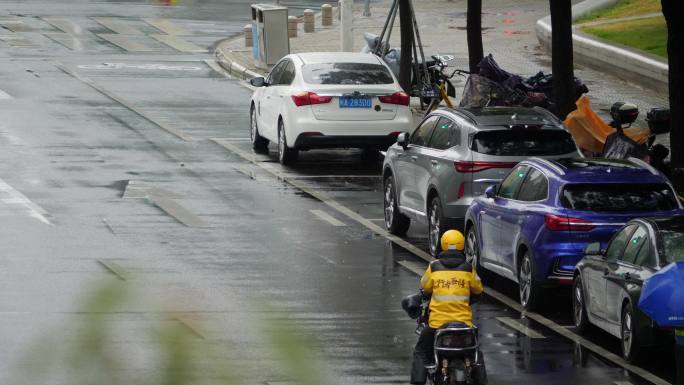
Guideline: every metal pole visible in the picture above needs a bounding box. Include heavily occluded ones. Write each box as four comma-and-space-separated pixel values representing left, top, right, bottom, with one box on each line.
364, 0, 371, 16
340, 0, 353, 52
676, 329, 684, 385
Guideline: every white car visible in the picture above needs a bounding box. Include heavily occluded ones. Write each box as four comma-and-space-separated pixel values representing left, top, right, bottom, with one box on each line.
248, 52, 413, 165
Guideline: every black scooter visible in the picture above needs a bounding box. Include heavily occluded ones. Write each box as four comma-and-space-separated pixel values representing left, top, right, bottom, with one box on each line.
402, 292, 488, 385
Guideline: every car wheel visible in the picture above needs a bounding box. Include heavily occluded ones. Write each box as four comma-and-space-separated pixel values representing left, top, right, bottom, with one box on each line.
278, 120, 298, 165
250, 104, 269, 151
573, 276, 590, 333
428, 196, 445, 257
519, 251, 543, 311
384, 176, 410, 235
621, 302, 643, 363
466, 225, 485, 278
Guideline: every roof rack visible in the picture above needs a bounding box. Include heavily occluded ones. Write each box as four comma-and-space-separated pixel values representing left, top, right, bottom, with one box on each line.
528, 157, 566, 175
448, 108, 477, 125
627, 157, 659, 175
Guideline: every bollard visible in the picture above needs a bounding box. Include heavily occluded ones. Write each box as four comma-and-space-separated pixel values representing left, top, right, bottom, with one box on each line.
340, 0, 353, 51
303, 9, 315, 33
288, 15, 298, 38
321, 4, 333, 26
363, 0, 371, 16
244, 24, 252, 47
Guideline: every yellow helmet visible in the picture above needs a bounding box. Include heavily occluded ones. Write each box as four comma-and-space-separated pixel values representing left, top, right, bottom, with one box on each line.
441, 230, 465, 252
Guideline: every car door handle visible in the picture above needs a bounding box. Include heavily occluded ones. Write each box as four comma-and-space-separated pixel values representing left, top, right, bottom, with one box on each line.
430, 160, 438, 166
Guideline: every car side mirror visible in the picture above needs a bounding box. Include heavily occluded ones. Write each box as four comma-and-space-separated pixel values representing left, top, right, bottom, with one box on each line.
484, 185, 497, 199
250, 77, 267, 87
584, 242, 604, 257
397, 132, 409, 149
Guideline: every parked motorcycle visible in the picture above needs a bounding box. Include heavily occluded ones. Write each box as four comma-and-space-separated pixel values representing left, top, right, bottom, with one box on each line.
402, 292, 487, 385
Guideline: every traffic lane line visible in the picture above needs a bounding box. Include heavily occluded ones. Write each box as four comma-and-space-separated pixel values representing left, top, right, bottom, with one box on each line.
93, 17, 144, 35
98, 33, 166, 52
0, 178, 50, 225
211, 138, 671, 385
144, 18, 192, 36
310, 209, 346, 227
496, 317, 546, 339
56, 64, 193, 142
151, 34, 206, 53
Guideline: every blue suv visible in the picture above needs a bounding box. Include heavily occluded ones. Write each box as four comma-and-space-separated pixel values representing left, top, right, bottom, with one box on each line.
464, 158, 682, 310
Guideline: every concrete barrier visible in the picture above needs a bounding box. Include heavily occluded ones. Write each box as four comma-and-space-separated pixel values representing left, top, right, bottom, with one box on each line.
303, 9, 315, 33
244, 24, 252, 47
322, 4, 333, 26
536, 0, 668, 92
288, 15, 298, 38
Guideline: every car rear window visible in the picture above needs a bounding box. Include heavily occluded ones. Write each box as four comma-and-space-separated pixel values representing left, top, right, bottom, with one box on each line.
302, 62, 394, 85
561, 183, 678, 212
470, 129, 576, 156
661, 231, 684, 263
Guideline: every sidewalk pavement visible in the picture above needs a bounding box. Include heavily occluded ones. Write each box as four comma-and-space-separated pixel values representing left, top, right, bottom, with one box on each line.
215, 0, 669, 148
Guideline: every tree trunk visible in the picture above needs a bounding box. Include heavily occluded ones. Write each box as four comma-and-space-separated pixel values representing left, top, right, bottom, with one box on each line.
662, 0, 684, 193
466, 0, 483, 73
549, 0, 575, 120
398, 0, 413, 93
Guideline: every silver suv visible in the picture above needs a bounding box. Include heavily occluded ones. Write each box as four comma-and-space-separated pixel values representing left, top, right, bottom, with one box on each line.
382, 106, 581, 256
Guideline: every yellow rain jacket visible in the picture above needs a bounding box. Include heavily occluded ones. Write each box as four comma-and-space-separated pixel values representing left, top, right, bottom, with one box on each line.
421, 251, 483, 329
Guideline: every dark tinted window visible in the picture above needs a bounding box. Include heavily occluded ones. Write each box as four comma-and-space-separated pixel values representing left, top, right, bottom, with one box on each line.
471, 130, 577, 156
561, 184, 678, 212
268, 61, 287, 84
517, 168, 548, 201
429, 117, 460, 150
606, 225, 637, 262
279, 61, 296, 85
622, 226, 648, 265
634, 239, 652, 267
661, 231, 684, 264
411, 116, 439, 146
302, 62, 394, 85
498, 165, 528, 199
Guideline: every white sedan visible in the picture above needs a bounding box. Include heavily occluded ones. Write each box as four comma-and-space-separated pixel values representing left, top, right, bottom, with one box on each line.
248, 52, 413, 165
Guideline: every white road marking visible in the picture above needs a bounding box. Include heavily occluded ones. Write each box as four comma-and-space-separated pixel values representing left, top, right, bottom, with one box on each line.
0, 19, 31, 32
151, 34, 205, 53
43, 17, 89, 35
310, 209, 346, 227
496, 317, 546, 339
0, 89, 12, 99
77, 62, 202, 71
144, 18, 191, 35
0, 178, 50, 225
93, 17, 144, 35
211, 138, 672, 385
43, 33, 95, 51
98, 33, 164, 52
57, 64, 192, 142
150, 196, 207, 228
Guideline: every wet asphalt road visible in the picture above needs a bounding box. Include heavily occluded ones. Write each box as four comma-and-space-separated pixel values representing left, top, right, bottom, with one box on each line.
0, 1, 676, 384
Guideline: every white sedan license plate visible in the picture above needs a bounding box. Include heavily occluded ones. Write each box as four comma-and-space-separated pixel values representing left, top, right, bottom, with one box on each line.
339, 97, 372, 108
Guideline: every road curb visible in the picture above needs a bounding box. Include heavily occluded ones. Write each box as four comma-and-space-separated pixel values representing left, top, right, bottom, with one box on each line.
535, 0, 668, 93
214, 38, 264, 80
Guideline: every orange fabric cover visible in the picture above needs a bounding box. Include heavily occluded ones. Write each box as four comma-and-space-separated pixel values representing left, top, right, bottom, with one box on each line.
563, 96, 650, 154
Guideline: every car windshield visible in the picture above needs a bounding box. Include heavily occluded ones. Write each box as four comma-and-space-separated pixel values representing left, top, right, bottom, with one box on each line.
302, 62, 394, 85
561, 183, 678, 212
661, 231, 684, 263
470, 129, 576, 156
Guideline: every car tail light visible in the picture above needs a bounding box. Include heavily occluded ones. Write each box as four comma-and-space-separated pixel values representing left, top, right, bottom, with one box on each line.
378, 91, 410, 106
454, 161, 518, 173
291, 92, 333, 107
544, 214, 595, 231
